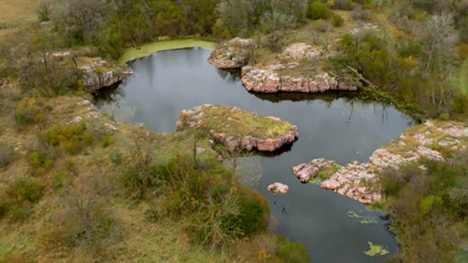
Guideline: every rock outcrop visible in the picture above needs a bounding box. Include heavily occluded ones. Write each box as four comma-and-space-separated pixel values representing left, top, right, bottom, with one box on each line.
242, 67, 357, 93
78, 58, 132, 92
208, 40, 357, 93
267, 182, 289, 194
293, 120, 468, 204
292, 158, 338, 183
207, 37, 257, 69
175, 104, 298, 152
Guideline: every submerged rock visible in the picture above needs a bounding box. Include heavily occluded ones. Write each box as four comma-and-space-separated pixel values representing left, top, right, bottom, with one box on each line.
207, 37, 257, 69
175, 104, 298, 152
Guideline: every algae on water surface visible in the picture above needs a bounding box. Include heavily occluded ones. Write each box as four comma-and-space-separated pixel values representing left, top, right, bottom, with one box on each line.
120, 39, 218, 63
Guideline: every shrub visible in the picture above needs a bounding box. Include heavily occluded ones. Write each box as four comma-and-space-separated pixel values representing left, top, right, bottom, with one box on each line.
331, 14, 344, 27
458, 42, 468, 60
351, 6, 371, 20
15, 98, 48, 127
307, 2, 333, 20
0, 143, 13, 168
315, 20, 333, 32
0, 179, 45, 220
277, 237, 310, 263
108, 152, 123, 164
101, 135, 112, 148
438, 113, 450, 121
333, 0, 353, 10
39, 123, 90, 154
28, 151, 52, 170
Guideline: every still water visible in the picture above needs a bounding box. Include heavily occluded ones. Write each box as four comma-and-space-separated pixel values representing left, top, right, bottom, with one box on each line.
95, 48, 414, 263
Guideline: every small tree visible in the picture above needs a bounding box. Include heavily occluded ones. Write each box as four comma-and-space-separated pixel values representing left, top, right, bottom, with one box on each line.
36, 0, 53, 22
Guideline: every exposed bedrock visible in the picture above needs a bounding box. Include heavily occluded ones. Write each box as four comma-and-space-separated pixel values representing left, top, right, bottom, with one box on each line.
207, 37, 257, 69
175, 104, 298, 152
293, 120, 468, 204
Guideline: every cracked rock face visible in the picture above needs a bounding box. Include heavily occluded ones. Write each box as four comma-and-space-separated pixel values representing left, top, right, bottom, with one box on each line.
78, 58, 132, 91
208, 39, 358, 93
207, 37, 257, 69
175, 104, 298, 152
241, 67, 357, 93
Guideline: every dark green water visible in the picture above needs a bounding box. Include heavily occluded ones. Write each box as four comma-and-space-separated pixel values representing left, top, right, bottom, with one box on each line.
94, 48, 414, 263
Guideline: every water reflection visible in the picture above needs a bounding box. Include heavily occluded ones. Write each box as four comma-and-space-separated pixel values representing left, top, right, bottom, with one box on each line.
94, 48, 414, 263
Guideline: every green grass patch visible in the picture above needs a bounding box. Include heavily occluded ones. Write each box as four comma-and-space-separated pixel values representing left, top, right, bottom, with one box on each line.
180, 105, 293, 140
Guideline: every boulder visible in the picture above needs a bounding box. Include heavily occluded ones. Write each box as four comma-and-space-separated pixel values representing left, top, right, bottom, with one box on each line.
208, 37, 257, 69
78, 58, 132, 92
267, 182, 289, 194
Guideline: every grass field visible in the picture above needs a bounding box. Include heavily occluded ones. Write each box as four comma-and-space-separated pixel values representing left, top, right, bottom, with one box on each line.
450, 58, 468, 95
0, 0, 39, 24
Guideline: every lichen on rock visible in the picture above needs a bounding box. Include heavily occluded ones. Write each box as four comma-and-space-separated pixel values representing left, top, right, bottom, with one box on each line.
175, 104, 298, 152
293, 120, 468, 204
207, 37, 257, 69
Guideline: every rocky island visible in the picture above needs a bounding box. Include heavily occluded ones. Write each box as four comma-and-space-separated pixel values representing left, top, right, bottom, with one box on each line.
176, 104, 298, 152
293, 120, 468, 204
208, 38, 357, 93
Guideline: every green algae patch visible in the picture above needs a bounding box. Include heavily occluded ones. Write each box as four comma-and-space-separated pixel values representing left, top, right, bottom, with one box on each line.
364, 242, 389, 257
120, 39, 218, 63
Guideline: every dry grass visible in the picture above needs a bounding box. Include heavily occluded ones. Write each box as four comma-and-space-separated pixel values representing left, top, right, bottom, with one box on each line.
0, 0, 39, 24
181, 105, 293, 139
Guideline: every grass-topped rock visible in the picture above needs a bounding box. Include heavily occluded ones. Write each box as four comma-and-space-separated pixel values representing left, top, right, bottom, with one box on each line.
176, 104, 298, 152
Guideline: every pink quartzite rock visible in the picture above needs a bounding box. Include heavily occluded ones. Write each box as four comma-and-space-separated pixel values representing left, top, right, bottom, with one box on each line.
267, 182, 289, 194
295, 120, 468, 204
241, 67, 357, 93
292, 158, 337, 183
208, 37, 257, 69
175, 104, 298, 152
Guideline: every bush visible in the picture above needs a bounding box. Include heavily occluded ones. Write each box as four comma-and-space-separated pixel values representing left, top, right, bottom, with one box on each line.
0, 143, 13, 168
351, 6, 371, 21
333, 0, 353, 10
458, 42, 468, 60
307, 2, 333, 20
15, 98, 49, 127
39, 123, 91, 154
438, 113, 450, 120
28, 151, 52, 170
101, 135, 112, 148
331, 14, 344, 27
315, 20, 333, 32
277, 237, 310, 263
0, 179, 45, 220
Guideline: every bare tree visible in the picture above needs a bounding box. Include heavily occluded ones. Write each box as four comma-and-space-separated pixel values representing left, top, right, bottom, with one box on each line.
418, 13, 458, 108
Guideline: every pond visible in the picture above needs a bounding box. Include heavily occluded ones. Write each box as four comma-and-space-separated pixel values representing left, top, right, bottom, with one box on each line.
94, 47, 414, 263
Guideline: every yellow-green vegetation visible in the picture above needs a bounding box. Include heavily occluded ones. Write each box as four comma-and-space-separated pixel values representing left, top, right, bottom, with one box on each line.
0, 0, 39, 24
363, 242, 389, 257
120, 39, 218, 63
347, 211, 377, 225
180, 105, 293, 139
0, 87, 309, 262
